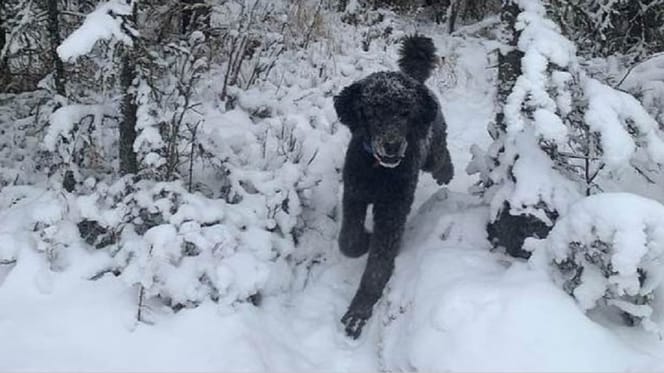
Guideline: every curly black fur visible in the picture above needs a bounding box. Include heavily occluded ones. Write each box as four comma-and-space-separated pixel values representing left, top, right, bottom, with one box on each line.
398, 34, 437, 83
333, 35, 454, 339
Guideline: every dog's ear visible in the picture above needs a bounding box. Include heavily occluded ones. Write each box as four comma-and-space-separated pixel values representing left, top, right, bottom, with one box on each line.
334, 83, 363, 130
414, 86, 438, 128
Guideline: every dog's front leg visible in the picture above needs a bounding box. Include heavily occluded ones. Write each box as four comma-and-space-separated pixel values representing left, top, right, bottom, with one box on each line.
338, 190, 371, 258
423, 123, 454, 185
341, 198, 410, 338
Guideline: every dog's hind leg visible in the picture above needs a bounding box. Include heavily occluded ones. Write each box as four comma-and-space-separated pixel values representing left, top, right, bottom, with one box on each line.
338, 192, 371, 258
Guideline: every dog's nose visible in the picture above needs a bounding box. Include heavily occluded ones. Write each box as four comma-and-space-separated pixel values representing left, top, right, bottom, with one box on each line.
383, 140, 402, 156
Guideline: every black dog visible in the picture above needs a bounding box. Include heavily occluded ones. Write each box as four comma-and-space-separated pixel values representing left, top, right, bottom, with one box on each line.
334, 35, 454, 338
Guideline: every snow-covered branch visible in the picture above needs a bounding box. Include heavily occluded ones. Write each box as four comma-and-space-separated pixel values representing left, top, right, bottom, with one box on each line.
57, 0, 137, 62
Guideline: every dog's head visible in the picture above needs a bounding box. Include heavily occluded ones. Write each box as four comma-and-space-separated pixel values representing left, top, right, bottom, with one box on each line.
334, 71, 438, 168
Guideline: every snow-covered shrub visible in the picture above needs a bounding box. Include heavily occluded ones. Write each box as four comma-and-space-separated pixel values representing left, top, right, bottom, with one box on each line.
0, 0, 97, 92
470, 0, 664, 258
212, 1, 288, 101
43, 103, 118, 185
34, 0, 141, 186
56, 0, 136, 63
67, 91, 321, 310
0, 0, 134, 189
0, 0, 388, 324
548, 0, 664, 59
469, 0, 584, 257
74, 176, 298, 311
132, 31, 209, 181
619, 54, 664, 127
0, 184, 83, 274
528, 193, 664, 332
0, 169, 302, 312
33, 0, 350, 313
0, 91, 54, 186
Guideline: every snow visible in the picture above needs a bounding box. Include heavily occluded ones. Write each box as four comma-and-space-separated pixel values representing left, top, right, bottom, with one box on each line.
618, 53, 664, 124
620, 53, 664, 89
533, 108, 567, 145
503, 0, 576, 137
57, 0, 135, 62
3, 189, 664, 371
385, 240, 649, 371
542, 193, 664, 282
584, 77, 664, 167
44, 104, 107, 152
506, 131, 582, 221
528, 193, 664, 332
486, 0, 585, 225
3, 3, 664, 373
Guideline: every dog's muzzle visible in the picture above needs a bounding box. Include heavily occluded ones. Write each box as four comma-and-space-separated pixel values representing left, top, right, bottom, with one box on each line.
373, 139, 407, 168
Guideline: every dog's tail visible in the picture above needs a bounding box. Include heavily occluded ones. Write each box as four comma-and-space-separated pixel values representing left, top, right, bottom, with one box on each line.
398, 34, 437, 83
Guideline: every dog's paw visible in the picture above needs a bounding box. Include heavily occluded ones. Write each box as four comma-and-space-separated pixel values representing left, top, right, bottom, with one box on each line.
341, 307, 372, 339
432, 161, 454, 185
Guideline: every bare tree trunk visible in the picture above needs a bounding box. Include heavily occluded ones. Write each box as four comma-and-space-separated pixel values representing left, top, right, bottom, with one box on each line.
447, 0, 459, 33
181, 0, 210, 34
493, 0, 522, 135
181, 0, 194, 33
0, 6, 5, 59
0, 6, 7, 88
119, 48, 138, 175
46, 0, 66, 96
118, 4, 138, 175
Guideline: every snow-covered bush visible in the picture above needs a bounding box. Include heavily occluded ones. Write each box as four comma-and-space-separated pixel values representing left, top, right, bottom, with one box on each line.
0, 169, 302, 313
0, 0, 408, 330
469, 0, 583, 257
56, 0, 136, 63
0, 0, 95, 92
470, 0, 664, 258
0, 91, 54, 186
73, 175, 299, 312
48, 42, 343, 311
213, 1, 288, 101
548, 0, 664, 59
528, 193, 664, 332
618, 53, 664, 127
132, 31, 210, 181
43, 103, 118, 185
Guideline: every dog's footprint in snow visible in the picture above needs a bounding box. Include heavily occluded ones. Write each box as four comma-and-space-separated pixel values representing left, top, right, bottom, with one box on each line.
439, 223, 454, 241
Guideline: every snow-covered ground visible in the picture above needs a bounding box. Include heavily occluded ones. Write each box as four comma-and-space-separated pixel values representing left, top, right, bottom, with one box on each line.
2, 16, 664, 373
